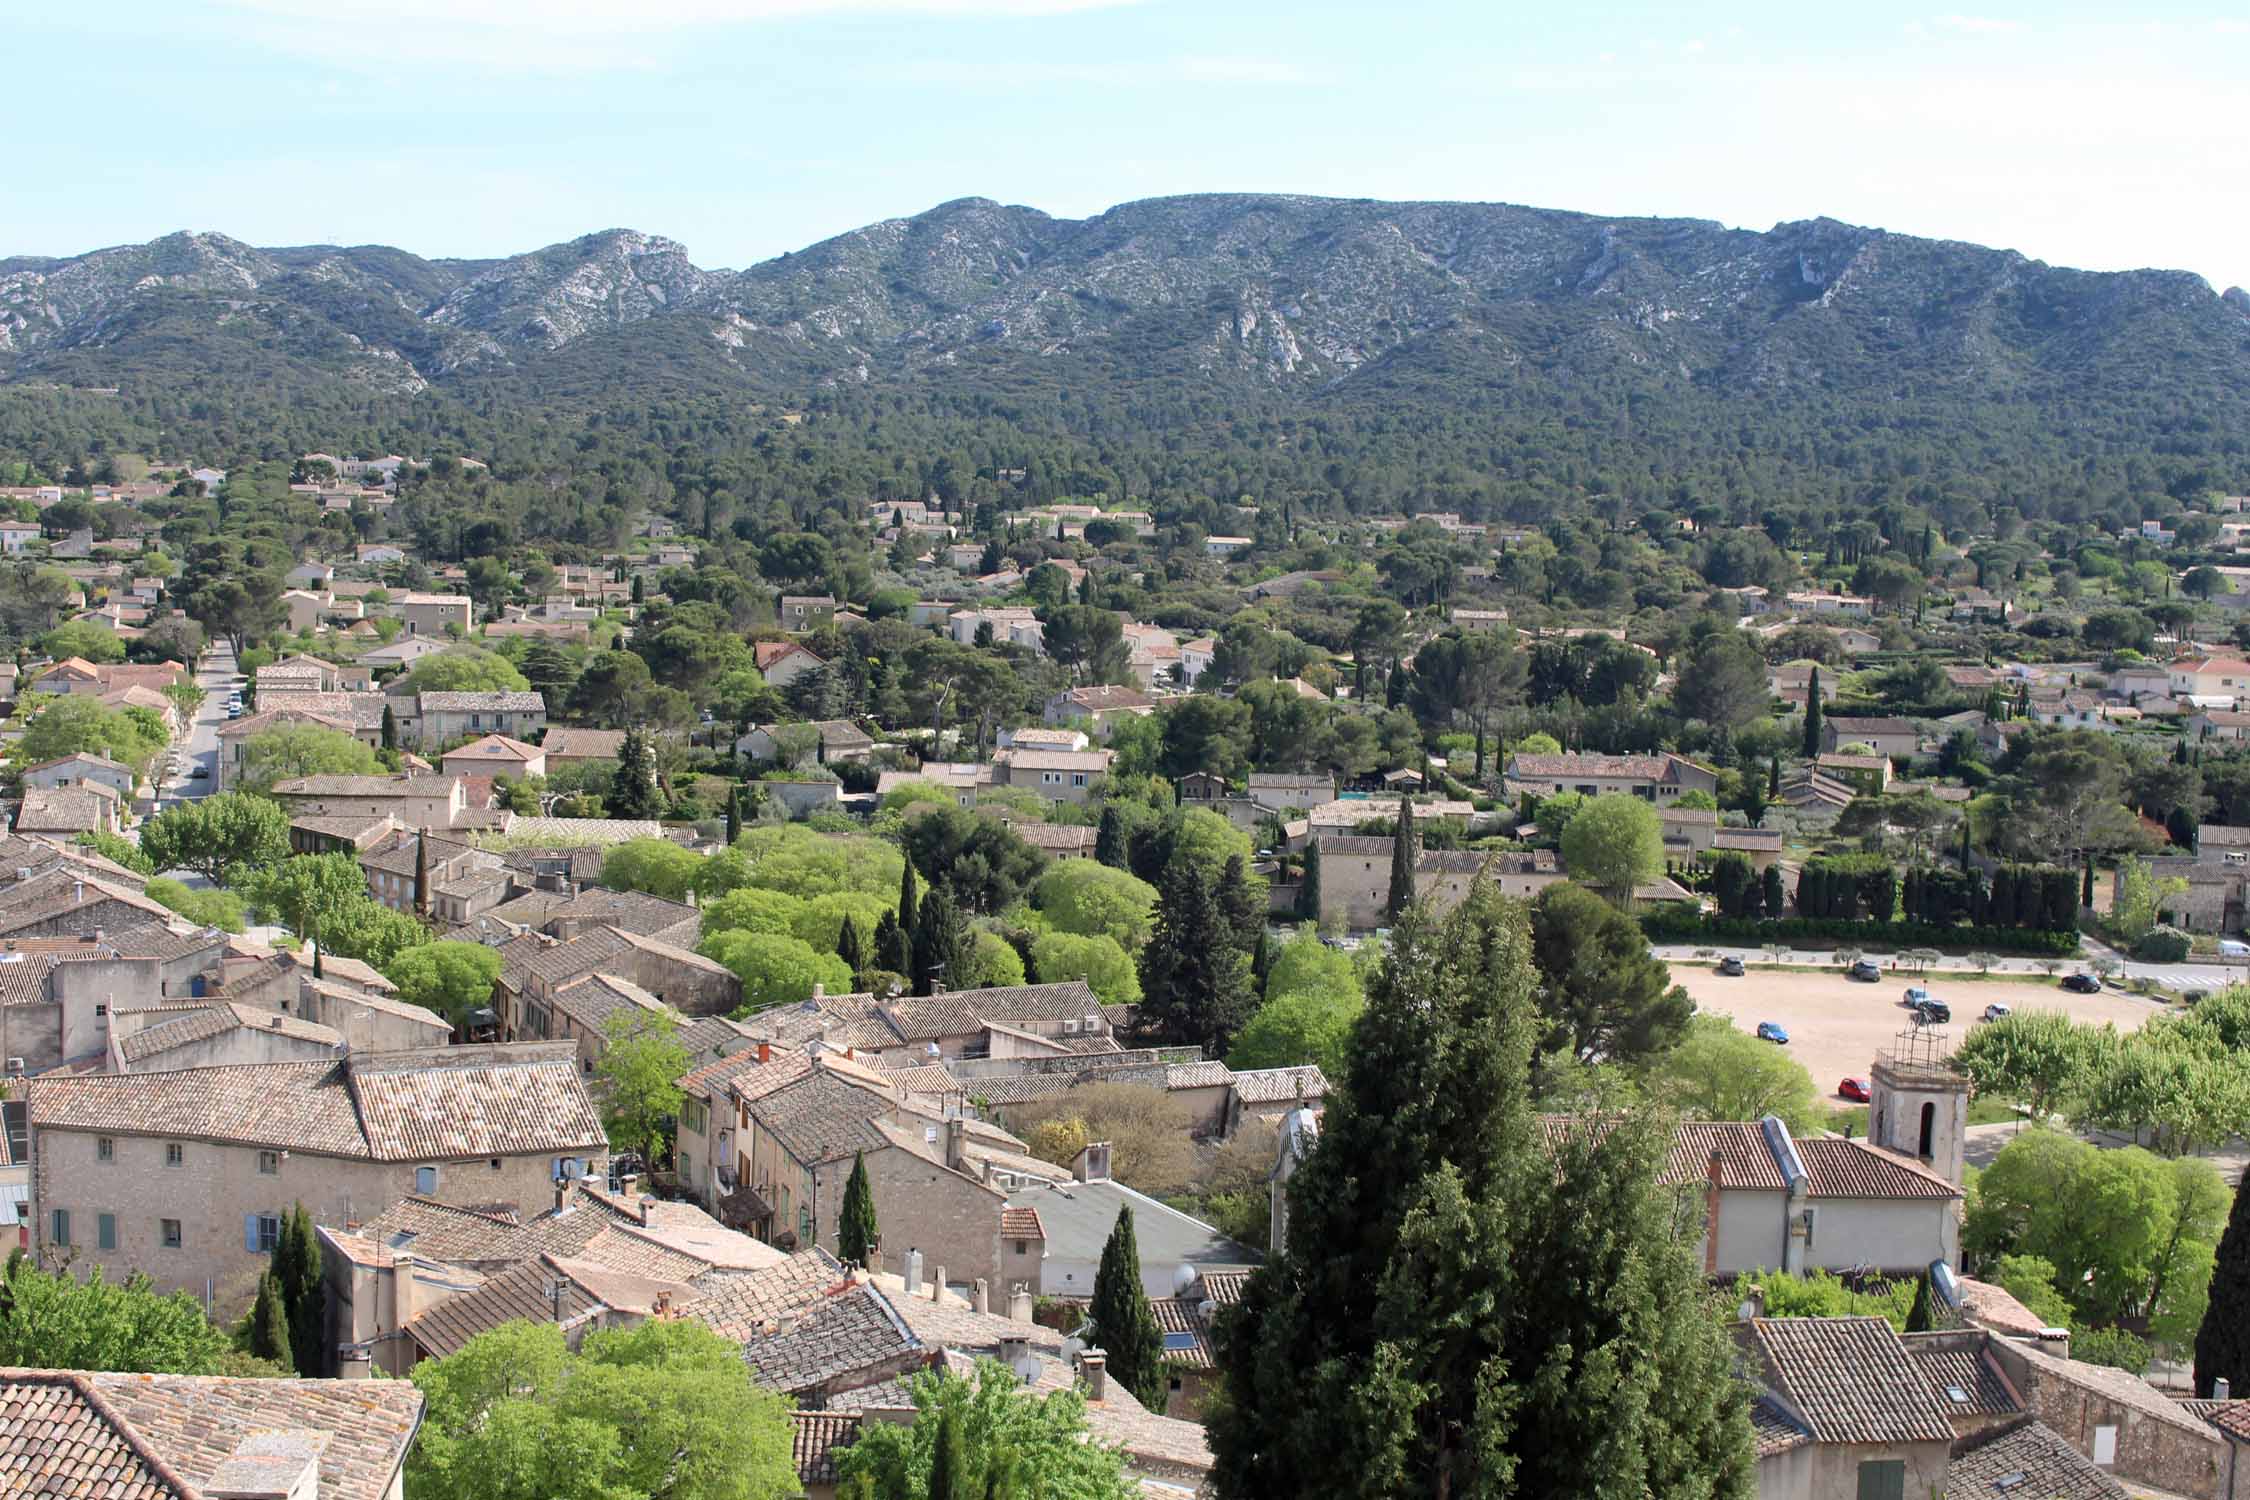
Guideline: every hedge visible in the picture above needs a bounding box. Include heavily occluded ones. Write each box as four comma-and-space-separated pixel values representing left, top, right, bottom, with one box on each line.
1639, 907, 2082, 956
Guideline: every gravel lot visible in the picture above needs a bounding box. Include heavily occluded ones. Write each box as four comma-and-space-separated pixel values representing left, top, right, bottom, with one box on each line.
1669, 964, 2168, 1099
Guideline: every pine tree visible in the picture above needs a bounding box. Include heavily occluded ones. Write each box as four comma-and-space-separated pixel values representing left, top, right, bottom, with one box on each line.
1208, 884, 1756, 1500
1802, 667, 1824, 757
1294, 842, 1322, 923
838, 1150, 880, 1268
873, 908, 911, 983
275, 1202, 325, 1376
247, 1272, 290, 1366
836, 919, 867, 985
1139, 851, 1256, 1054
1385, 797, 1417, 921
1905, 1270, 1940, 1332
2195, 1169, 2250, 1397
608, 727, 662, 820
912, 886, 967, 996
1090, 1207, 1167, 1410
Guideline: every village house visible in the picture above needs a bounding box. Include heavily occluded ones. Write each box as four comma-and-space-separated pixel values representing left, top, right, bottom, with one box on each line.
1819, 716, 1920, 761
738, 718, 876, 766
755, 639, 827, 690
20, 751, 136, 802
394, 591, 473, 635
272, 773, 468, 831
1042, 684, 1156, 740
2171, 655, 2250, 704
989, 745, 1113, 807
780, 595, 838, 631
540, 726, 627, 768
403, 689, 548, 746
1502, 750, 1720, 802
14, 784, 122, 836
440, 733, 546, 779
1316, 839, 1562, 930
26, 1042, 607, 1315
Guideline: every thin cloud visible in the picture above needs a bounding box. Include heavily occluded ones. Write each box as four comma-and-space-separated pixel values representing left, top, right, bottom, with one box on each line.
1935, 15, 2026, 34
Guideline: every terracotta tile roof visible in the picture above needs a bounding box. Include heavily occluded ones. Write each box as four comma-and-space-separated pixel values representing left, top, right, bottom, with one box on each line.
540, 728, 627, 760
1197, 1270, 1250, 1306
406, 1259, 602, 1359
30, 1059, 367, 1155
1902, 1337, 2021, 1418
1795, 1138, 1962, 1200
417, 691, 545, 712
750, 1071, 895, 1166
353, 1196, 526, 1264
999, 1207, 1043, 1239
1661, 1121, 1790, 1190
741, 1282, 922, 1395
686, 1250, 851, 1341
1745, 1317, 1955, 1444
1948, 1417, 2129, 1500
791, 1410, 862, 1485
1229, 1065, 1328, 1105
1150, 1296, 1214, 1369
0, 1368, 425, 1500
1165, 1061, 1232, 1090
1950, 1276, 2053, 1338
116, 1003, 341, 1064
2188, 1399, 2250, 1442
1748, 1395, 1812, 1457
879, 981, 1103, 1044
548, 971, 674, 1036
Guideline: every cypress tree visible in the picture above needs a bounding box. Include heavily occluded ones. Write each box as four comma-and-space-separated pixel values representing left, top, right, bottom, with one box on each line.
247, 1272, 291, 1366
838, 1150, 879, 1268
2082, 853, 2095, 907
1089, 1207, 1166, 1410
608, 727, 662, 820
1140, 851, 1256, 1054
1768, 752, 1781, 798
873, 909, 911, 983
412, 831, 429, 917
1216, 853, 1261, 955
380, 703, 397, 752
725, 786, 742, 845
1208, 885, 1756, 1500
1802, 666, 1824, 757
1294, 842, 1322, 923
912, 886, 967, 996
928, 1403, 965, 1500
2194, 1169, 2250, 1397
1385, 798, 1417, 921
836, 918, 867, 985
898, 857, 921, 954
1905, 1270, 1940, 1332
1094, 805, 1128, 868
1761, 862, 1786, 918
275, 1202, 325, 1376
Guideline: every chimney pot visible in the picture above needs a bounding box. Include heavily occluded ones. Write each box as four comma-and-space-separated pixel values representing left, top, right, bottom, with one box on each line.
812, 983, 824, 999
1008, 1287, 1033, 1324
2215, 1376, 2232, 1400
756, 1040, 771, 1064
904, 1248, 923, 1296
974, 1277, 989, 1315
1079, 1349, 1108, 1403
944, 1116, 966, 1172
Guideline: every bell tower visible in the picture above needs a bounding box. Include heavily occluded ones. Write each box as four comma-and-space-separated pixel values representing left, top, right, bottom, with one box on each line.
1868, 1026, 1970, 1185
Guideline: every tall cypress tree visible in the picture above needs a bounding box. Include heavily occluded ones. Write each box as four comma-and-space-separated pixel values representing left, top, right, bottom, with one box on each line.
1209, 885, 1755, 1500
838, 1150, 880, 1268
1139, 851, 1255, 1055
1905, 1269, 1941, 1332
1294, 842, 1322, 923
912, 886, 967, 996
898, 857, 921, 955
608, 727, 662, 820
2195, 1170, 2250, 1397
380, 703, 397, 752
836, 919, 867, 986
1216, 853, 1262, 955
928, 1403, 965, 1500
1802, 666, 1824, 757
1089, 1207, 1166, 1410
275, 1202, 325, 1376
1385, 798, 1417, 921
725, 786, 742, 845
873, 908, 912, 983
412, 831, 430, 917
247, 1272, 291, 1367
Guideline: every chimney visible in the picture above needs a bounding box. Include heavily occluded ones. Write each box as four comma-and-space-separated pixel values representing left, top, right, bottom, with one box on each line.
811, 983, 824, 1000
394, 1255, 420, 1327
944, 1117, 966, 1172
1008, 1287, 1034, 1324
974, 1278, 989, 1315
2215, 1377, 2232, 1401
757, 1041, 771, 1064
932, 1264, 946, 1300
204, 1432, 321, 1500
2035, 1327, 2072, 1360
998, 1333, 1030, 1369
1073, 1141, 1111, 1183
904, 1248, 923, 1296
1078, 1349, 1108, 1403
1704, 1148, 1724, 1277
1736, 1283, 1766, 1323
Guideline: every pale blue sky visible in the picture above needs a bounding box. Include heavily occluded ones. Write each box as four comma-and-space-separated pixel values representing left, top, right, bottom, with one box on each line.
13, 1, 2248, 288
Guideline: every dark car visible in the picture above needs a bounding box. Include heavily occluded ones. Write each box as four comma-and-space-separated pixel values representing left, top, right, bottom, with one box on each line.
1848, 959, 1882, 982
1910, 998, 1952, 1025
1838, 1077, 1871, 1103
2061, 972, 2102, 994
1718, 956, 1745, 976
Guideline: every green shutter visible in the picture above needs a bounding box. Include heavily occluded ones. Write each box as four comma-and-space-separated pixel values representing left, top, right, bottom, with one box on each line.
1856, 1460, 1906, 1500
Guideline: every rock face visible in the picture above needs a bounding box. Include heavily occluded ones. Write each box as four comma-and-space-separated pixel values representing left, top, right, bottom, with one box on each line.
2, 194, 2244, 406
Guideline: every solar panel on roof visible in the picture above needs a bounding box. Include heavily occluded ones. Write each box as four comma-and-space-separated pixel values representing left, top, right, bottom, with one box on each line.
1162, 1332, 1198, 1351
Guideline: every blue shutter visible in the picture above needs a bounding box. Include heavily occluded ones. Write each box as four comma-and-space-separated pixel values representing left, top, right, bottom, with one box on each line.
244, 1214, 260, 1252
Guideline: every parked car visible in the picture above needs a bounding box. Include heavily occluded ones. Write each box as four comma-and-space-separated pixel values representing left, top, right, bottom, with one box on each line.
1838, 1077, 1871, 1103
1903, 985, 1931, 1006
1755, 1021, 1789, 1044
189, 765, 209, 779
1982, 1003, 2011, 1022
1717, 956, 1745, 976
2061, 972, 2102, 994
1910, 998, 1952, 1024
2221, 940, 2250, 958
1848, 959, 1882, 982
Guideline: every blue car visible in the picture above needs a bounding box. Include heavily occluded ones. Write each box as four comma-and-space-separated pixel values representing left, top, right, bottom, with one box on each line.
1755, 1021, 1789, 1044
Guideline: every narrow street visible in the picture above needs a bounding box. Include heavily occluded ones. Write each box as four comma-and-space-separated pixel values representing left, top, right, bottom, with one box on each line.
158, 641, 236, 807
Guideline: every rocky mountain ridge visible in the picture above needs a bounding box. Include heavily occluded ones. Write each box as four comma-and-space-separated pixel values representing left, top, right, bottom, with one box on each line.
3, 195, 2244, 408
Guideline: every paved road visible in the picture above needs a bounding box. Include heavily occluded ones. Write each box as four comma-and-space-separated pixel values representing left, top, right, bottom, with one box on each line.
158, 642, 236, 804
1652, 938, 2242, 996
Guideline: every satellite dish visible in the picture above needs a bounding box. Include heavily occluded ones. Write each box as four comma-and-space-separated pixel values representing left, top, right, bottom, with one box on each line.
560, 1158, 585, 1180
1171, 1263, 1197, 1297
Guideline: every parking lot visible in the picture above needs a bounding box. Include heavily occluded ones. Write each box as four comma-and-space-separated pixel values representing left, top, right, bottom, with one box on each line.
1669, 963, 2168, 1100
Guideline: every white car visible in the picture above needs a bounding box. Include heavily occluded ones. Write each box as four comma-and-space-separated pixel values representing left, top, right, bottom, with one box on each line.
1982, 1003, 2011, 1023
1903, 986, 1931, 1006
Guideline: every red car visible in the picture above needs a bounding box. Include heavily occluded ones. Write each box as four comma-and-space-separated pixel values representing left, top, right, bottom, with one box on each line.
1838, 1077, 1871, 1103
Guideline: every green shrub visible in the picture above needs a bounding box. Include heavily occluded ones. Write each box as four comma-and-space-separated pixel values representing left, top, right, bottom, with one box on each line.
2131, 925, 2190, 963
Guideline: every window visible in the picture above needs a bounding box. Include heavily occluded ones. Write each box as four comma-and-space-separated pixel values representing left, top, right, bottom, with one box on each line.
1071, 773, 1088, 788
489, 1158, 502, 1170
680, 1097, 708, 1134
249, 1213, 282, 1253
257, 1150, 280, 1175
160, 1219, 182, 1249
49, 1209, 68, 1246
94, 1003, 108, 1018
164, 1142, 184, 1168
415, 1166, 439, 1194
2093, 1426, 2117, 1466
96, 1136, 113, 1162
1855, 1460, 1905, 1500
677, 1151, 692, 1181
97, 1214, 116, 1251
1013, 1240, 1028, 1255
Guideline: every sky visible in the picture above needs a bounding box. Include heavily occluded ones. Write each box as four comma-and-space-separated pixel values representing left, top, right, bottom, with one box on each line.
11, 0, 2249, 289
